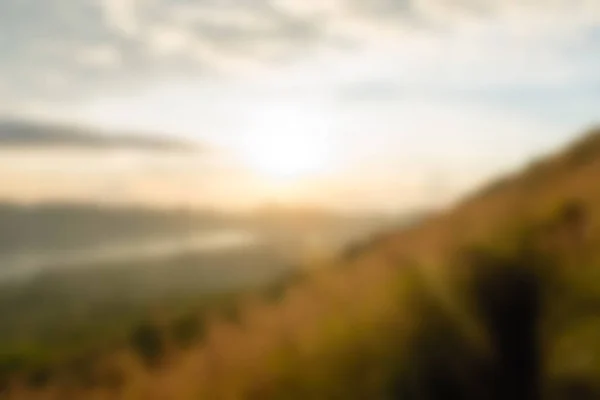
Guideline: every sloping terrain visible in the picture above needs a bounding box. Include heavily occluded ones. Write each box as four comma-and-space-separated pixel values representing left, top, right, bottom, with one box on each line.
3, 127, 600, 399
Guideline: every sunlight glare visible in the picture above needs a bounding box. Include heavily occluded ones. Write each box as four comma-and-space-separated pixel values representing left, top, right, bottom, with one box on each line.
238, 107, 333, 181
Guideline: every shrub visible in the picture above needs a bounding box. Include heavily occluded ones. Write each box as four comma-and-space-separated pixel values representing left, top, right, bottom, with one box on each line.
0, 355, 24, 393
171, 314, 204, 349
66, 353, 99, 388
564, 129, 600, 168
262, 281, 288, 303
130, 321, 165, 367
26, 366, 53, 389
390, 243, 547, 399
469, 250, 543, 399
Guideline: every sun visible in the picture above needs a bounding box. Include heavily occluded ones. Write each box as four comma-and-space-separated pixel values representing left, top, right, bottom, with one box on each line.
237, 107, 333, 181
241, 131, 329, 180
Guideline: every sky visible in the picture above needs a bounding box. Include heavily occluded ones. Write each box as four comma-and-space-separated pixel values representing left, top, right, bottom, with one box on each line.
0, 0, 599, 212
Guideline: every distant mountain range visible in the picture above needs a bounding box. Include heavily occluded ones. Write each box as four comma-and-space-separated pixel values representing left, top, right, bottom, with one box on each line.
0, 118, 198, 151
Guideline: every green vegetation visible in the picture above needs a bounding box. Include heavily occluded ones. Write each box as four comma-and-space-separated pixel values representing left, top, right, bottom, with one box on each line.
2, 128, 600, 398
171, 314, 205, 349
130, 321, 165, 367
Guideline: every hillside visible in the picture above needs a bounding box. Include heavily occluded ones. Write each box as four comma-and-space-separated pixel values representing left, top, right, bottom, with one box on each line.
2, 127, 600, 399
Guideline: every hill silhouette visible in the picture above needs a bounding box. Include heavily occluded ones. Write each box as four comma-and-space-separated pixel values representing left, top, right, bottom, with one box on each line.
2, 126, 600, 399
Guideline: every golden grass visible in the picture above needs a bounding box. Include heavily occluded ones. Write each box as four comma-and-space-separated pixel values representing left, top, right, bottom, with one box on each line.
4, 127, 600, 399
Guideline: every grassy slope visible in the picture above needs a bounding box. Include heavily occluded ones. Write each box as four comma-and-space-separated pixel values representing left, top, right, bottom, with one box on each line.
4, 128, 600, 399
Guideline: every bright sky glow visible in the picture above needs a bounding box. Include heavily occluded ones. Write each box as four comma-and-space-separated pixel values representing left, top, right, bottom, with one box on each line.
1, 0, 599, 211
235, 105, 335, 181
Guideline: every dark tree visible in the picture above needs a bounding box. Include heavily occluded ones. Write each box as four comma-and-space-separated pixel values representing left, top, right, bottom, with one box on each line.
130, 321, 165, 367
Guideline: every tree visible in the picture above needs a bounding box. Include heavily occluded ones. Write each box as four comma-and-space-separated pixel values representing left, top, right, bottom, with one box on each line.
130, 321, 165, 367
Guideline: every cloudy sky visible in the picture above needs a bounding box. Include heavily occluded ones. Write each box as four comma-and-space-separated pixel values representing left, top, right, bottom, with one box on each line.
1, 0, 599, 211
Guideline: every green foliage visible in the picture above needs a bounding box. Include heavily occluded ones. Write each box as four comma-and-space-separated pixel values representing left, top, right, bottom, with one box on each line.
171, 314, 205, 349
25, 365, 53, 389
4, 127, 600, 398
388, 242, 548, 399
0, 354, 24, 392
64, 352, 101, 388
130, 321, 165, 367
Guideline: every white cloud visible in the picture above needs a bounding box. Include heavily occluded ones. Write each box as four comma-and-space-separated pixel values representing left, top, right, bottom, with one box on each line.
37, 70, 70, 90
1, 0, 597, 210
146, 25, 195, 56
271, 0, 344, 17
76, 44, 122, 68
102, 0, 139, 36
11, 0, 597, 87
168, 4, 272, 28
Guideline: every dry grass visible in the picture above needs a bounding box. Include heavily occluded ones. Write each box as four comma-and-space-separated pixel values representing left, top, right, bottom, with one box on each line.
4, 127, 600, 399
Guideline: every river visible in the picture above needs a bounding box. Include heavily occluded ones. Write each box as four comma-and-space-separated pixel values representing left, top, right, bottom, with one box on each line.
0, 230, 259, 282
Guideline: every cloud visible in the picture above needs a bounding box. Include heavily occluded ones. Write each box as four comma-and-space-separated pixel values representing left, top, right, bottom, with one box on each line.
76, 44, 122, 67
146, 25, 194, 56
0, 118, 198, 151
0, 0, 598, 120
1, 0, 598, 211
102, 0, 139, 36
